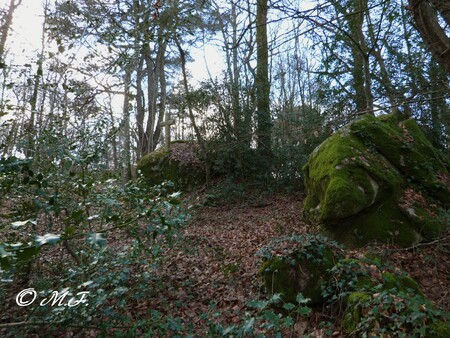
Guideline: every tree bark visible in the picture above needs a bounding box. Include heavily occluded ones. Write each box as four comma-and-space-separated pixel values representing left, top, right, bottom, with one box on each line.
0, 0, 22, 65
151, 31, 167, 151
255, 0, 272, 161
409, 0, 450, 72
122, 70, 132, 182
175, 37, 210, 183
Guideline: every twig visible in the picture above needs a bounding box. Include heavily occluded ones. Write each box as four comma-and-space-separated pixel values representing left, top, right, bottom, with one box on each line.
385, 235, 450, 252
0, 320, 131, 330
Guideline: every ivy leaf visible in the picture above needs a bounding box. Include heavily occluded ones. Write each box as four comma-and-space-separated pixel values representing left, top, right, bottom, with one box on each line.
248, 300, 269, 309
283, 303, 296, 310
168, 192, 181, 205
104, 198, 119, 206
35, 233, 61, 246
262, 310, 281, 327
296, 293, 311, 304
69, 209, 85, 222
78, 281, 94, 288
269, 293, 282, 304
296, 306, 312, 316
0, 245, 12, 258
168, 192, 181, 199
221, 326, 235, 335
64, 226, 75, 237
87, 233, 106, 247
11, 219, 35, 228
242, 317, 255, 333
0, 243, 13, 267
16, 245, 41, 262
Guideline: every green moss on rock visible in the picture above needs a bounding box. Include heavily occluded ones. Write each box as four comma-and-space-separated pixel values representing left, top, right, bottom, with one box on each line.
429, 321, 450, 338
137, 142, 205, 190
342, 292, 371, 334
303, 114, 449, 247
334, 257, 444, 337
261, 254, 331, 305
259, 235, 342, 305
381, 271, 422, 294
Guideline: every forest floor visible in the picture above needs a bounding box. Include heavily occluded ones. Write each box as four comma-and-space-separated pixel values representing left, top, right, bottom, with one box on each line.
1, 190, 449, 337
146, 190, 450, 336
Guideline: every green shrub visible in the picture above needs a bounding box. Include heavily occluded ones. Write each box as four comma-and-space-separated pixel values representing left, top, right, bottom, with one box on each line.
0, 129, 188, 336
324, 256, 449, 337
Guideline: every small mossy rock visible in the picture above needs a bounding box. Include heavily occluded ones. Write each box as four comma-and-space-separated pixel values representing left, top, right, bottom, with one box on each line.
303, 114, 450, 247
332, 257, 445, 337
259, 235, 342, 305
137, 142, 205, 190
341, 292, 371, 334
381, 271, 422, 294
429, 321, 450, 338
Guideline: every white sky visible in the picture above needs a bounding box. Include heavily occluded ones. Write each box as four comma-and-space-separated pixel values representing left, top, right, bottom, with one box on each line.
3, 0, 44, 63
4, 0, 315, 84
3, 0, 223, 82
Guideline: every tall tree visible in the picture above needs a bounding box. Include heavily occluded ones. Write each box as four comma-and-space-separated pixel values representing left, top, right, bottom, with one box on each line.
255, 0, 271, 163
122, 69, 132, 181
408, 0, 450, 72
209, 0, 256, 149
0, 0, 22, 66
25, 1, 50, 158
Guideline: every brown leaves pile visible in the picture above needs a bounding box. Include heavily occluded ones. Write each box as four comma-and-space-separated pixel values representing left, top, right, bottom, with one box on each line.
169, 142, 202, 166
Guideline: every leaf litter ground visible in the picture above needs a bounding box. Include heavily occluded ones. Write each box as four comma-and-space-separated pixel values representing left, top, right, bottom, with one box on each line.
1, 192, 448, 337
137, 192, 449, 336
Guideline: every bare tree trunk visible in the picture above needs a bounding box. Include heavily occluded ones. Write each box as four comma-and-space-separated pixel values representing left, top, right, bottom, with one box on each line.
122, 70, 132, 182
232, 6, 240, 117
138, 32, 166, 156
3, 120, 17, 156
255, 0, 272, 163
175, 37, 210, 183
108, 104, 118, 170
0, 0, 22, 65
346, 0, 373, 115
428, 59, 449, 151
144, 44, 158, 154
26, 3, 48, 158
409, 0, 450, 72
25, 65, 41, 158
136, 54, 146, 158
151, 32, 167, 150
239, 1, 256, 149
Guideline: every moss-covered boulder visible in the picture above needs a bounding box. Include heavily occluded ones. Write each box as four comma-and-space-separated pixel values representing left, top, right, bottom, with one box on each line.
303, 114, 449, 247
137, 141, 205, 190
259, 235, 342, 305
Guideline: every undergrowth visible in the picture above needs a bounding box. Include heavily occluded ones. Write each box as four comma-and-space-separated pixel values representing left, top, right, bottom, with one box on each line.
0, 142, 448, 336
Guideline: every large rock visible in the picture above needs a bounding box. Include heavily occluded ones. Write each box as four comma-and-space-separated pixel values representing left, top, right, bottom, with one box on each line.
137, 141, 205, 190
259, 234, 343, 305
303, 114, 449, 247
